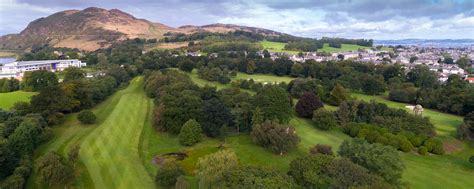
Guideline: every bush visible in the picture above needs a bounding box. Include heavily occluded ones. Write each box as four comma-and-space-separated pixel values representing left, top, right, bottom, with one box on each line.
155, 161, 185, 187
178, 119, 202, 146
418, 146, 428, 155
251, 121, 299, 154
37, 152, 74, 187
398, 137, 414, 152
469, 156, 474, 163
312, 109, 337, 130
423, 138, 444, 154
295, 92, 323, 118
77, 110, 96, 124
309, 144, 333, 155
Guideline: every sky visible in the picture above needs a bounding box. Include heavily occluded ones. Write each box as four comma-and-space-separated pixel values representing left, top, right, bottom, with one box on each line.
0, 0, 473, 40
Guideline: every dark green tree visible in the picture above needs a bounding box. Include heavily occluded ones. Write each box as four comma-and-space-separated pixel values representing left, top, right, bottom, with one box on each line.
295, 92, 324, 118
178, 119, 202, 146
254, 85, 292, 123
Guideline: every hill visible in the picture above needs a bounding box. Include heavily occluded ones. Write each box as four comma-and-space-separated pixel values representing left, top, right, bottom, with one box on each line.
0, 7, 289, 51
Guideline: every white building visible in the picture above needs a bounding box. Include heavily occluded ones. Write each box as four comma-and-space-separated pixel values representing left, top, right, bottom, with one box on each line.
0, 59, 86, 79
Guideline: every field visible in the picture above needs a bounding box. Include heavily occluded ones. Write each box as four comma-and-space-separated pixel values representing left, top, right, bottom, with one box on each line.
259, 40, 299, 55
27, 73, 474, 188
0, 91, 37, 110
178, 72, 474, 188
27, 77, 155, 188
0, 51, 18, 58
259, 40, 370, 54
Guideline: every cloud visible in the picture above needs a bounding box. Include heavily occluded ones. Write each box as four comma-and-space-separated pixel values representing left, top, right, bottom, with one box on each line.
0, 0, 473, 39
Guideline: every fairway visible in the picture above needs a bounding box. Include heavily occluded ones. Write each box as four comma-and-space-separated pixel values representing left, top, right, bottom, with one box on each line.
0, 91, 37, 110
180, 72, 474, 188
80, 77, 155, 189
259, 40, 370, 53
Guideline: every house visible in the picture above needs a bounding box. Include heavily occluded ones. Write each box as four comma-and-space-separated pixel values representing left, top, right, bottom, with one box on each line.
466, 77, 474, 84
0, 59, 86, 79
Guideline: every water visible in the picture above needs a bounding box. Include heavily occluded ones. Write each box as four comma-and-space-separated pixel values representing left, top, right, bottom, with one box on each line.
0, 57, 16, 65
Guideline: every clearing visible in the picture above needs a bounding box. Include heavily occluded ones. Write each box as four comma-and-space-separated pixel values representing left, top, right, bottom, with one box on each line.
0, 91, 37, 110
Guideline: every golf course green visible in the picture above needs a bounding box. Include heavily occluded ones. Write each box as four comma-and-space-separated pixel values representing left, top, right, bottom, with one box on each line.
27, 73, 474, 189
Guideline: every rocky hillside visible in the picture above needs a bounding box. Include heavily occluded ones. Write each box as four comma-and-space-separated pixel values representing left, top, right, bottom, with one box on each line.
0, 7, 287, 51
0, 7, 174, 51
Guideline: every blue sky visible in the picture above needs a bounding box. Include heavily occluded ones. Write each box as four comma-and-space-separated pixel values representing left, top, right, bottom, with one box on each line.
0, 0, 473, 39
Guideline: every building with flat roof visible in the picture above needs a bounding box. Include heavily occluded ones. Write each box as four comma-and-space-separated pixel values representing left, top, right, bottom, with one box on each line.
0, 59, 86, 79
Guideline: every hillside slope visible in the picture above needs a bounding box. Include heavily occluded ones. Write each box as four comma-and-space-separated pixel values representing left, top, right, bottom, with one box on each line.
0, 7, 288, 51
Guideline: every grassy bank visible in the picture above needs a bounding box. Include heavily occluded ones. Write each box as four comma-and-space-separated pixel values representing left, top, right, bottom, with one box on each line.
0, 91, 37, 110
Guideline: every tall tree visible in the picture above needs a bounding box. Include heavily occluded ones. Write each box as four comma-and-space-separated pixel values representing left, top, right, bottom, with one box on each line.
295, 92, 324, 118
254, 85, 292, 123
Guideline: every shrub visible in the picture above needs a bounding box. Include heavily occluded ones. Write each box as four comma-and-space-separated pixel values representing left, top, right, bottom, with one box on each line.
423, 138, 443, 154
309, 144, 333, 155
155, 161, 185, 187
398, 137, 414, 152
469, 156, 474, 163
37, 152, 74, 187
418, 146, 428, 155
251, 121, 299, 154
77, 110, 96, 124
295, 92, 324, 118
178, 119, 202, 146
312, 109, 337, 130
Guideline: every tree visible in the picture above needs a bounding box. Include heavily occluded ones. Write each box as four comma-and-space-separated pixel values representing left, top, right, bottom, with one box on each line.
22, 70, 58, 91
68, 144, 80, 165
295, 92, 324, 118
290, 63, 304, 77
310, 144, 333, 155
288, 154, 334, 188
254, 85, 292, 123
327, 84, 350, 105
77, 110, 96, 124
338, 139, 404, 185
178, 59, 195, 72
197, 150, 238, 188
36, 152, 74, 187
251, 121, 299, 155
63, 67, 85, 82
246, 60, 256, 74
326, 158, 390, 189
201, 98, 233, 137
251, 107, 264, 127
221, 166, 296, 188
360, 74, 386, 95
312, 109, 337, 130
97, 53, 109, 70
155, 161, 185, 187
178, 119, 202, 146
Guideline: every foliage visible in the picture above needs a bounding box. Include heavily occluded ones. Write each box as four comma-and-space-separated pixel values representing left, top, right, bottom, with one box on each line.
155, 161, 185, 187
251, 121, 299, 154
309, 144, 333, 155
36, 152, 74, 187
338, 139, 404, 185
0, 78, 20, 93
288, 154, 334, 188
197, 150, 239, 188
178, 119, 202, 146
22, 70, 58, 92
77, 110, 96, 124
360, 74, 386, 95
221, 166, 296, 188
327, 158, 391, 189
178, 59, 195, 72
254, 85, 292, 123
63, 67, 85, 82
327, 83, 350, 105
312, 109, 338, 130
201, 98, 233, 137
295, 92, 324, 118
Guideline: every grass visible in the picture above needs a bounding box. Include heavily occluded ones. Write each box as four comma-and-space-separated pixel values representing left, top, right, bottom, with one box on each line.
259, 40, 370, 54
27, 77, 155, 189
351, 92, 474, 188
181, 72, 474, 188
0, 51, 18, 58
79, 77, 155, 189
319, 43, 369, 53
259, 40, 299, 55
0, 91, 37, 110
26, 71, 474, 188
